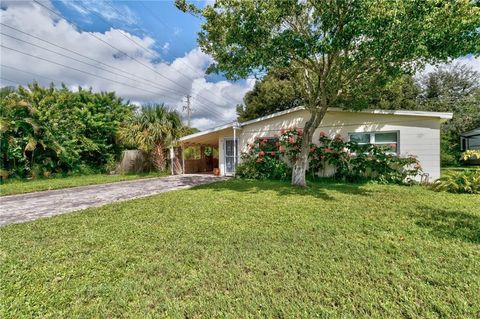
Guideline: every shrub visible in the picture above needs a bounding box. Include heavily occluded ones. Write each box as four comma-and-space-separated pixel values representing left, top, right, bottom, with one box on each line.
236, 137, 291, 180
237, 129, 421, 184
461, 150, 480, 161
432, 170, 480, 194
281, 129, 421, 184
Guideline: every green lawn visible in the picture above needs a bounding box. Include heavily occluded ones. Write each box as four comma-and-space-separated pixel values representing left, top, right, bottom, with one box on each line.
0, 172, 167, 196
1, 180, 479, 318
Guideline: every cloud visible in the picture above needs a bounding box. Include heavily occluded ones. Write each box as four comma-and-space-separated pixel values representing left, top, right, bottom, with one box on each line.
0, 1, 255, 130
59, 0, 138, 25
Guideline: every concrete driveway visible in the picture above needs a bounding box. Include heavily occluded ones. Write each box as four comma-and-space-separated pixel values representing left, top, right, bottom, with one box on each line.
0, 174, 226, 226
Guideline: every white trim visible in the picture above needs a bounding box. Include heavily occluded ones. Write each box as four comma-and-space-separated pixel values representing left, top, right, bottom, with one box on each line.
240, 106, 453, 127
178, 107, 453, 143
178, 122, 234, 142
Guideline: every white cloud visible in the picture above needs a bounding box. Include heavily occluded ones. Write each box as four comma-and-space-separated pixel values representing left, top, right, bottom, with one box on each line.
0, 1, 255, 130
59, 0, 137, 25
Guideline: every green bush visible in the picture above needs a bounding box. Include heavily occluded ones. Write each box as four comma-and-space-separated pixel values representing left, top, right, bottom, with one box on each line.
280, 129, 421, 184
432, 170, 480, 194
236, 129, 421, 184
0, 83, 132, 178
236, 138, 291, 180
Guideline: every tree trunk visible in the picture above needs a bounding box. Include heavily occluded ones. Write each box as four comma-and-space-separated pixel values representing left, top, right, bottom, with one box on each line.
151, 143, 166, 172
291, 107, 328, 187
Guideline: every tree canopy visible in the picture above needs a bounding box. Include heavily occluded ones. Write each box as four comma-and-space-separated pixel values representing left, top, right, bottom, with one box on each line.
236, 68, 302, 122
178, 0, 480, 185
0, 83, 132, 178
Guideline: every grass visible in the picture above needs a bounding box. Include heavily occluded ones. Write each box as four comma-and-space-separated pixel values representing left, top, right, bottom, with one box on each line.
1, 179, 479, 318
0, 172, 167, 196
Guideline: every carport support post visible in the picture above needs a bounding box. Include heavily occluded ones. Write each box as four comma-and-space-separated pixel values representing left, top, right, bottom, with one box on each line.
169, 147, 174, 175
181, 143, 185, 174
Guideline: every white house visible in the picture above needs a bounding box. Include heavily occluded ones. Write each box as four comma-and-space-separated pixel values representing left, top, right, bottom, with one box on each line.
177, 107, 453, 181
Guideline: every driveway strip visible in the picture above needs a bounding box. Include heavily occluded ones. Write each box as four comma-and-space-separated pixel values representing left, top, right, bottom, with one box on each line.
0, 174, 227, 226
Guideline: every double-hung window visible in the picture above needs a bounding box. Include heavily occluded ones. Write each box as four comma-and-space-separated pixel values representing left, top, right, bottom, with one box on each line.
348, 131, 399, 154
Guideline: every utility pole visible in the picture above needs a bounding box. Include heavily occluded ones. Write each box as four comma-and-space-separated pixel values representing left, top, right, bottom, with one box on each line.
183, 95, 192, 127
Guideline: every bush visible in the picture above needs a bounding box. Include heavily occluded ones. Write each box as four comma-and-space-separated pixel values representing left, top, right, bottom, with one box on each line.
280, 129, 421, 184
237, 129, 421, 184
432, 170, 480, 194
461, 150, 480, 161
236, 137, 291, 180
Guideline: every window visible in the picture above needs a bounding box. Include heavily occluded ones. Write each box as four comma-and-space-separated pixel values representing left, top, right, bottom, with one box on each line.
348, 131, 399, 153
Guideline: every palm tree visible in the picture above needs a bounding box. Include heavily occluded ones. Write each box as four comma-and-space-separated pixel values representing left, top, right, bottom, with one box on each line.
117, 104, 182, 171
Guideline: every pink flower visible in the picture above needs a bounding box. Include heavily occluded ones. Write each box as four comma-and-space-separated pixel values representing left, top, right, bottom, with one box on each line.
262, 138, 268, 143
280, 128, 286, 134
270, 151, 276, 156
324, 148, 333, 153
320, 131, 326, 137
275, 141, 280, 147
297, 129, 303, 135
288, 138, 295, 144
256, 157, 264, 163
259, 150, 265, 156
279, 147, 285, 152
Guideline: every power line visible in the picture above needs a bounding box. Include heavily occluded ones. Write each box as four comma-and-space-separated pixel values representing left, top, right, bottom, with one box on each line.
62, 1, 230, 112
0, 32, 185, 99
1, 64, 57, 83
72, 0, 242, 123
29, 1, 229, 124
0, 44, 167, 97
0, 24, 228, 124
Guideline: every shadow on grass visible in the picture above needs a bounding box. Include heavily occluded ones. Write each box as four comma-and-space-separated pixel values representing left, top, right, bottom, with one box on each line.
411, 206, 480, 244
194, 178, 373, 201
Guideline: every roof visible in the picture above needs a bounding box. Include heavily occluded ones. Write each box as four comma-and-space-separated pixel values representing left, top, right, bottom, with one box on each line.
461, 127, 480, 137
178, 107, 454, 142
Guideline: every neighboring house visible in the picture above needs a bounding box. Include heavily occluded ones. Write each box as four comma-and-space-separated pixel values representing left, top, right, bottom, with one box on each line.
460, 128, 480, 151
177, 107, 453, 181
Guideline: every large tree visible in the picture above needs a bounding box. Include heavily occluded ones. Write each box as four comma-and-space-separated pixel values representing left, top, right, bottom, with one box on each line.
236, 67, 302, 122
178, 0, 479, 186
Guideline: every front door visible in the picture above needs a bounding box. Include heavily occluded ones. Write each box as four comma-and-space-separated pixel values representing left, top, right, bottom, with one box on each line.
224, 138, 238, 175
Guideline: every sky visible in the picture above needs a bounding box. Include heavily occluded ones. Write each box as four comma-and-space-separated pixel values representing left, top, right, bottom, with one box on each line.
0, 1, 479, 130
0, 0, 255, 130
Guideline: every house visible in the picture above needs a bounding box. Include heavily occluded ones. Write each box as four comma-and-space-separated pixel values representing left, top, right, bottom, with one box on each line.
177, 107, 453, 181
460, 128, 480, 151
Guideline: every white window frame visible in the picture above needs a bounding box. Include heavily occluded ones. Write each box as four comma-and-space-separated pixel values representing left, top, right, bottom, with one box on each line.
348, 131, 400, 155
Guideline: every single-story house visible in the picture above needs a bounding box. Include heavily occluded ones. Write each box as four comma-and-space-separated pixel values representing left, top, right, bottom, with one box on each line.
177, 107, 453, 181
460, 128, 480, 151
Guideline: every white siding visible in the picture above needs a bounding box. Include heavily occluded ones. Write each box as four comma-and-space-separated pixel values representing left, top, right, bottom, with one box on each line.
237, 110, 443, 181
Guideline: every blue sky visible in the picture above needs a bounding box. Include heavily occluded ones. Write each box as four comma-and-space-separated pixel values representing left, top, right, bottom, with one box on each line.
56, 1, 201, 64
0, 0, 255, 129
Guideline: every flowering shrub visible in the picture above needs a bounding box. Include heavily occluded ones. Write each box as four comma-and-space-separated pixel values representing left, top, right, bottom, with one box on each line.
237, 128, 421, 184
236, 137, 290, 180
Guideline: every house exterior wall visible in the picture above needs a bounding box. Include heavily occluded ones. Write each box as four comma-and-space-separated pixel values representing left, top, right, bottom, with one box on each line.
234, 109, 443, 181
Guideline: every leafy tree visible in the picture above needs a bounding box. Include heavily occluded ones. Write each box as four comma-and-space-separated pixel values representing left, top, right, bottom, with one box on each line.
177, 0, 479, 186
236, 68, 302, 122
0, 83, 132, 178
417, 64, 480, 165
117, 104, 183, 172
